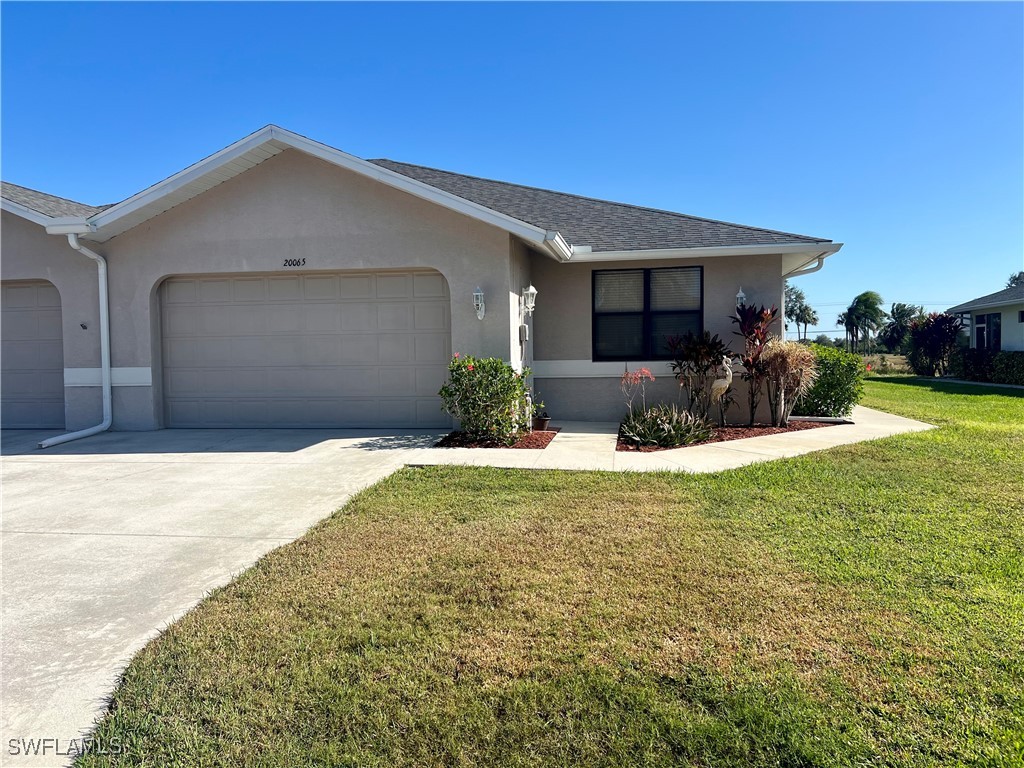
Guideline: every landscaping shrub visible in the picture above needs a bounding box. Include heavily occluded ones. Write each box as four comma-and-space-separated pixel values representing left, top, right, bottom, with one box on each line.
762, 338, 818, 426
906, 313, 963, 377
619, 403, 714, 448
951, 348, 998, 382
667, 331, 734, 423
438, 354, 531, 445
992, 351, 1024, 385
791, 344, 864, 418
732, 303, 779, 425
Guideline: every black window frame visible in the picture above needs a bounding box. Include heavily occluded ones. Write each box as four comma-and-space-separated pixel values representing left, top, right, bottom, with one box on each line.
591, 266, 704, 362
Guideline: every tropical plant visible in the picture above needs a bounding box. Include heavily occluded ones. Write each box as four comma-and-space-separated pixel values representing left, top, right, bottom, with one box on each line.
906, 313, 964, 377
791, 344, 864, 418
667, 331, 733, 421
841, 291, 888, 353
731, 303, 779, 425
1007, 271, 1024, 288
878, 303, 925, 353
762, 338, 819, 427
784, 282, 819, 341
438, 354, 532, 445
619, 403, 713, 448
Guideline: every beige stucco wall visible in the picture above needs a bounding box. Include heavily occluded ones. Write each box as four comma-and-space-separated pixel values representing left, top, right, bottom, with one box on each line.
1, 212, 105, 428
529, 252, 785, 422
971, 305, 1024, 352
2, 150, 526, 430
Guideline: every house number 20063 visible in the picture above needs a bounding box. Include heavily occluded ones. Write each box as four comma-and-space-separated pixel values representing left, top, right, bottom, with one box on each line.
282, 258, 306, 267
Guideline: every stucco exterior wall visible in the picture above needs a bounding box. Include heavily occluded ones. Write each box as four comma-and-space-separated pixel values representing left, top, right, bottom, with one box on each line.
2, 150, 524, 430
1, 212, 105, 429
971, 305, 1024, 352
528, 252, 785, 422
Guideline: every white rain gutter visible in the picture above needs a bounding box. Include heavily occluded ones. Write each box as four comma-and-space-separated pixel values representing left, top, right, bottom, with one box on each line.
39, 226, 111, 449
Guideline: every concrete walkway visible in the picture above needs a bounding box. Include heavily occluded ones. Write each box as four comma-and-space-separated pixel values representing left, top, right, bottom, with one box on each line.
410, 406, 934, 473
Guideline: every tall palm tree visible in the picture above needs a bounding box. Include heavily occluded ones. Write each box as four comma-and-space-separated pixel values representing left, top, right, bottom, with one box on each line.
879, 303, 924, 352
845, 291, 887, 353
796, 304, 819, 341
837, 310, 857, 352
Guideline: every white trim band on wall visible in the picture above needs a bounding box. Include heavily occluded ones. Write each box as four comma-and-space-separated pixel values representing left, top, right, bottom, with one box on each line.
64, 367, 152, 387
532, 360, 675, 379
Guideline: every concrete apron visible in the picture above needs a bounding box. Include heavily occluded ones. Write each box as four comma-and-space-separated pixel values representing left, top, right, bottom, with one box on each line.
0, 406, 932, 766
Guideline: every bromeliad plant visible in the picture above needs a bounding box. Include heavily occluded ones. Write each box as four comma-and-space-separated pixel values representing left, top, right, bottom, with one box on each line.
731, 303, 779, 425
438, 354, 532, 446
619, 366, 713, 448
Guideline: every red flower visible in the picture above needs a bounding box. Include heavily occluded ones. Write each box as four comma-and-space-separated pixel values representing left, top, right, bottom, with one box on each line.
866, 363, 872, 371
453, 352, 460, 358
467, 364, 474, 371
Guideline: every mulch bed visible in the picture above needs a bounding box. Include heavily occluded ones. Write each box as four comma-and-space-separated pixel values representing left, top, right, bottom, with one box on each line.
617, 419, 836, 452
435, 429, 561, 450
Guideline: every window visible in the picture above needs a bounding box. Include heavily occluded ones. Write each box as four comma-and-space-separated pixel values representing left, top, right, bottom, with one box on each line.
1018, 310, 1024, 324
975, 312, 1002, 351
592, 267, 702, 361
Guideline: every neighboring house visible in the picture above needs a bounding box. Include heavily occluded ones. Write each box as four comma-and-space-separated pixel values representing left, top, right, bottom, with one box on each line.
1, 125, 842, 432
947, 284, 1024, 353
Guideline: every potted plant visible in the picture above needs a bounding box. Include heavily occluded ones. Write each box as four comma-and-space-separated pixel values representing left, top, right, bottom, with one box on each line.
530, 393, 550, 431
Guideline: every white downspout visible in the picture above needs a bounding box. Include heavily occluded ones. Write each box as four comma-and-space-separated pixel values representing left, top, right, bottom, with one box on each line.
38, 233, 112, 448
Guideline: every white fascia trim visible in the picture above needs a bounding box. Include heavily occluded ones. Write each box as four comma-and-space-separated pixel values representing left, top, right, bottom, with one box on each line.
0, 198, 53, 227
572, 242, 843, 263
533, 359, 676, 378
947, 300, 1024, 314
64, 367, 152, 387
84, 125, 571, 260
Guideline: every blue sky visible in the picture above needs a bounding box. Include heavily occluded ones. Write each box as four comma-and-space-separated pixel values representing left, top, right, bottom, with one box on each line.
3, 2, 1021, 338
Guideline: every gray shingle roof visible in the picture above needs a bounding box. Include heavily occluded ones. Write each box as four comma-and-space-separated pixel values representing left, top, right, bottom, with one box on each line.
947, 284, 1024, 314
370, 159, 830, 252
1, 182, 109, 218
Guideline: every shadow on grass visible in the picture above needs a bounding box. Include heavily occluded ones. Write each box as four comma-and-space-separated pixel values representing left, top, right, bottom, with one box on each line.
871, 376, 1024, 398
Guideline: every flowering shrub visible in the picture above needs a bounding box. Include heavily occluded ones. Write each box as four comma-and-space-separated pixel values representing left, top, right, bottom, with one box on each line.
438, 354, 531, 446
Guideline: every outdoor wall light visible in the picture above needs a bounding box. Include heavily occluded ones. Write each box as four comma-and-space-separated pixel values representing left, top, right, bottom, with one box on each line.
736, 287, 746, 307
521, 284, 538, 316
473, 286, 485, 320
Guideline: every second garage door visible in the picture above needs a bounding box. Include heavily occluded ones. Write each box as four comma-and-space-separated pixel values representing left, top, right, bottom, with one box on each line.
161, 271, 451, 428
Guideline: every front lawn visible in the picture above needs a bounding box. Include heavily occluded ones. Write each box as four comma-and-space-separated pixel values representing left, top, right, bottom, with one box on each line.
81, 379, 1023, 767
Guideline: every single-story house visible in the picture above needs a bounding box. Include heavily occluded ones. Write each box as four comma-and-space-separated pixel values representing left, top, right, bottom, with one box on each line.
947, 284, 1024, 353
1, 125, 842, 436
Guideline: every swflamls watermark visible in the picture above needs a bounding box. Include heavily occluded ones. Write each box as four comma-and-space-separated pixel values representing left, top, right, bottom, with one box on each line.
7, 736, 123, 757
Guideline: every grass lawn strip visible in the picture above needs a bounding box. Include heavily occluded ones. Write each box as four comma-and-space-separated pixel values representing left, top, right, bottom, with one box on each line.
79, 377, 1023, 767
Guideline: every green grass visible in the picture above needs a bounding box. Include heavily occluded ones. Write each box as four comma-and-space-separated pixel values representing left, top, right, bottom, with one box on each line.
80, 379, 1024, 767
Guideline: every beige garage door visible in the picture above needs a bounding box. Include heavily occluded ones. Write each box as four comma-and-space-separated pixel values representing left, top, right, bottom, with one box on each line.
1, 281, 65, 428
161, 271, 451, 428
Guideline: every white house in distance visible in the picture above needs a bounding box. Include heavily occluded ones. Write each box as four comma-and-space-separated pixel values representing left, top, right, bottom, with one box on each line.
947, 284, 1024, 353
1, 125, 843, 435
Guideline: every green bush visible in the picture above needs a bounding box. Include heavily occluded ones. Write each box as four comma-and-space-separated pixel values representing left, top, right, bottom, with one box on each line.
906, 313, 963, 376
951, 348, 998, 382
438, 354, 531, 445
791, 344, 864, 418
619, 404, 713, 448
992, 351, 1024, 385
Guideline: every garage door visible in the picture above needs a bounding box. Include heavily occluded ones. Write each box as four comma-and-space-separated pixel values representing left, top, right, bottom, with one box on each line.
1, 281, 65, 428
161, 271, 451, 428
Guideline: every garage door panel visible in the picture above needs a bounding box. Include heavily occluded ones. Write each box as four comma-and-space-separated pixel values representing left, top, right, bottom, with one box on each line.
1, 281, 65, 429
162, 272, 451, 428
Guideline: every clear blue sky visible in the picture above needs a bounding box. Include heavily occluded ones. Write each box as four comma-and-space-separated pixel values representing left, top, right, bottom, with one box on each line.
3, 2, 1021, 338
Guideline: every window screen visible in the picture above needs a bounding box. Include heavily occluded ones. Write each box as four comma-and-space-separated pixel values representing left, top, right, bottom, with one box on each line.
592, 266, 702, 361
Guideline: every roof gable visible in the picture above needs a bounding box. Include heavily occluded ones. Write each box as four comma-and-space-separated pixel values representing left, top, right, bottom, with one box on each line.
1, 181, 108, 218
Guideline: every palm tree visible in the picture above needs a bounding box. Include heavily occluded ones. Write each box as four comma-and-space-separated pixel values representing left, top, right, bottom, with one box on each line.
845, 291, 887, 353
796, 304, 819, 341
837, 310, 857, 352
879, 303, 924, 353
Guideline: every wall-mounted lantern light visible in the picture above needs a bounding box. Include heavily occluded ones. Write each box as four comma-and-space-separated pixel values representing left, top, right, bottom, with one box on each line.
521, 284, 538, 316
473, 287, 485, 320
736, 287, 746, 307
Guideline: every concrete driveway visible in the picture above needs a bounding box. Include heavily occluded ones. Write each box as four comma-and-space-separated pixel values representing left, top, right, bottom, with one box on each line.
0, 427, 438, 767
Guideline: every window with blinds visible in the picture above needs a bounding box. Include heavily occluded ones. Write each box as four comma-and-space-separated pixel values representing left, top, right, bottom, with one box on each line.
592, 266, 702, 361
